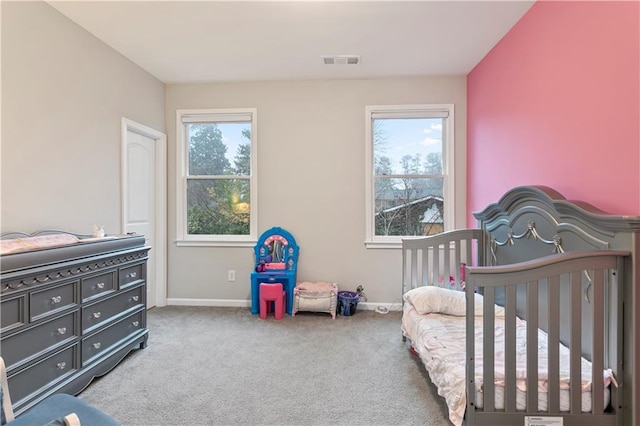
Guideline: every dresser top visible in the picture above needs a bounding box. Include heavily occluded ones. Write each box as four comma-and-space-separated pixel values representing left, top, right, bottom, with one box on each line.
1, 233, 147, 275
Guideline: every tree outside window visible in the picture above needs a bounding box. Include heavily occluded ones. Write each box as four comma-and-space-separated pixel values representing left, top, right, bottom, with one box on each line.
177, 109, 257, 245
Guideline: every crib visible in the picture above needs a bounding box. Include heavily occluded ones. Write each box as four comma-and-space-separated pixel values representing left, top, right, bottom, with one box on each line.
401, 185, 639, 426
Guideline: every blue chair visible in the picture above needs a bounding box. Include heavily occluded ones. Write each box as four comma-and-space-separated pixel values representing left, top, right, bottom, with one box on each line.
250, 227, 299, 316
1, 357, 118, 426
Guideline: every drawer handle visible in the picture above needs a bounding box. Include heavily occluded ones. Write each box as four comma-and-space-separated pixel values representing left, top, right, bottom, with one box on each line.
57, 327, 67, 335
128, 272, 137, 279
132, 321, 139, 327
96, 282, 105, 289
92, 312, 102, 319
93, 342, 101, 349
51, 295, 62, 304
131, 296, 139, 302
57, 362, 66, 370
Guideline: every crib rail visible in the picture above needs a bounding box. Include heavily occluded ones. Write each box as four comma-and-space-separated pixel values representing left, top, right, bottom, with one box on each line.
402, 229, 484, 297
465, 250, 628, 426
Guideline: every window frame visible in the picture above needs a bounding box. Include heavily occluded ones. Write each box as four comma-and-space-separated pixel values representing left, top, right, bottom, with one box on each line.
364, 104, 455, 248
175, 108, 258, 247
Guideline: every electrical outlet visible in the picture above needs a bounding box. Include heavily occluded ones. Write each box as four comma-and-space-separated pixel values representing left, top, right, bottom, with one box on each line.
227, 270, 236, 282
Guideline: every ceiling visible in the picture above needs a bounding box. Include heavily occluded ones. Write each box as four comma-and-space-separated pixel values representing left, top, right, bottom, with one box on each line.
47, 1, 535, 84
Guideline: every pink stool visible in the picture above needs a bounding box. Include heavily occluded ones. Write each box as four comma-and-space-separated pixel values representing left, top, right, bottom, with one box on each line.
259, 283, 286, 320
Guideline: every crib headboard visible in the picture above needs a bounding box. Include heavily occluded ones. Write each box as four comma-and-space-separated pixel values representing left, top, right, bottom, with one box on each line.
473, 185, 640, 361
474, 185, 638, 266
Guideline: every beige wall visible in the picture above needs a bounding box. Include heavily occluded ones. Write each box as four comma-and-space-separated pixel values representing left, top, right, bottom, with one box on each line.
1, 1, 466, 306
1, 1, 165, 234
166, 78, 467, 304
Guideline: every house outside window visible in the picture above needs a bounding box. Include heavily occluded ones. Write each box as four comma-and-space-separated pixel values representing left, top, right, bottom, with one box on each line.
176, 108, 257, 246
365, 104, 454, 248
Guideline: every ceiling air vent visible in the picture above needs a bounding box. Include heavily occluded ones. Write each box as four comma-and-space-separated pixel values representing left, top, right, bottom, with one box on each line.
322, 55, 360, 65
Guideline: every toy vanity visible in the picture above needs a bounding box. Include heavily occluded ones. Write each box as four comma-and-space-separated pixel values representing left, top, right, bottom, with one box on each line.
250, 227, 299, 315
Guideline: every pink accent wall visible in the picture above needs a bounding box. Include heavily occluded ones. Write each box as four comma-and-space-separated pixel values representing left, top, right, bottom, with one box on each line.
467, 0, 639, 226
467, 2, 640, 421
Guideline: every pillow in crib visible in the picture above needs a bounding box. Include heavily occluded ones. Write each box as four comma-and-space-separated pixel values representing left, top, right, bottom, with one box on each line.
403, 286, 505, 317
403, 286, 464, 315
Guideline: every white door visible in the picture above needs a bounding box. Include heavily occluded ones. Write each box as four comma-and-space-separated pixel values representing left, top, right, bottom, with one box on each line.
122, 118, 167, 308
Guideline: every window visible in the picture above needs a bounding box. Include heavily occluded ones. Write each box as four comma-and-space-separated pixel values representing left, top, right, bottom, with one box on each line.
176, 108, 257, 246
365, 104, 454, 247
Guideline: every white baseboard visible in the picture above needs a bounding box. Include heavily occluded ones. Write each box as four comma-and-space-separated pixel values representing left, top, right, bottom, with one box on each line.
166, 298, 403, 312
358, 301, 403, 311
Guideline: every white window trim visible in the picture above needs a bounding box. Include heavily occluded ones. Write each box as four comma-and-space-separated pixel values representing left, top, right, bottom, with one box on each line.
175, 108, 258, 247
364, 104, 455, 249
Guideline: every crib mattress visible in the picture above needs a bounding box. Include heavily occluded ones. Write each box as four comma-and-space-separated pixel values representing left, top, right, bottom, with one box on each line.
401, 304, 613, 426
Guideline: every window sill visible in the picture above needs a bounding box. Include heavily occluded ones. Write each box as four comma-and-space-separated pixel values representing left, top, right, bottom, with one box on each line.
364, 240, 402, 249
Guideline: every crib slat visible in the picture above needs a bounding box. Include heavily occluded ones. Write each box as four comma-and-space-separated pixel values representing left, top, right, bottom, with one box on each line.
434, 245, 441, 286
483, 286, 495, 412
612, 258, 624, 417
504, 285, 517, 413
466, 284, 477, 425
592, 268, 605, 414
453, 240, 461, 282
548, 274, 561, 413
570, 271, 582, 414
421, 247, 428, 289
466, 238, 474, 269
409, 248, 418, 291
526, 280, 539, 412
444, 241, 451, 284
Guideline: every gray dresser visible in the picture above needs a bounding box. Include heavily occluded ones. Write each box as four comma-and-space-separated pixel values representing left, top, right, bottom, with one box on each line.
0, 234, 149, 416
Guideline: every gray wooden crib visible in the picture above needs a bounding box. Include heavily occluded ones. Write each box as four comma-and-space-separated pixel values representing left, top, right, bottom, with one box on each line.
401, 185, 640, 426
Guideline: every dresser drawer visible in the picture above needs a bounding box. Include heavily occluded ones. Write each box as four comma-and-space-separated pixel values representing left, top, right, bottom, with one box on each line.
30, 281, 78, 321
119, 263, 144, 289
81, 271, 116, 302
1, 294, 26, 333
82, 286, 144, 333
82, 310, 144, 366
8, 344, 77, 407
2, 312, 78, 370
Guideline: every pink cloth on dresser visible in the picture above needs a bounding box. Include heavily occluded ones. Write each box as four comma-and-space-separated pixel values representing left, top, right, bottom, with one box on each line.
0, 234, 80, 255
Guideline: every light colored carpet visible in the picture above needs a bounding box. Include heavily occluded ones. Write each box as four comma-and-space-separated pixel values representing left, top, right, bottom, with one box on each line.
79, 306, 450, 426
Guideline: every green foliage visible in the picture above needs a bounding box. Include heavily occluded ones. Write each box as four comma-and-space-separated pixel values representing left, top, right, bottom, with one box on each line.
188, 124, 230, 175
234, 143, 251, 175
186, 124, 252, 235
